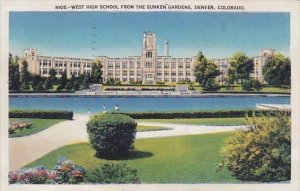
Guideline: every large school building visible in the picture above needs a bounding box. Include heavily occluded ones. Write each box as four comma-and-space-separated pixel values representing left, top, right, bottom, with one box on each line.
22, 32, 275, 84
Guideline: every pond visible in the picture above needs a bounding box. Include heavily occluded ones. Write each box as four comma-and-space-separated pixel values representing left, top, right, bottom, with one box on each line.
9, 96, 290, 114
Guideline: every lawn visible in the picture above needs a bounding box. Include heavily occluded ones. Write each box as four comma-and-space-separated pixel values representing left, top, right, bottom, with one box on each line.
137, 117, 246, 126
136, 125, 170, 132
25, 132, 239, 183
9, 118, 65, 138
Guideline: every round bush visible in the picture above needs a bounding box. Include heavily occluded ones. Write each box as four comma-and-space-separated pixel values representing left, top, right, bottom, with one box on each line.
219, 112, 291, 182
87, 114, 137, 159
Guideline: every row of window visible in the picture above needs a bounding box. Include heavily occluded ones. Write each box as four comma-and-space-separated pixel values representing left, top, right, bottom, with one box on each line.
40, 60, 92, 68
156, 71, 190, 76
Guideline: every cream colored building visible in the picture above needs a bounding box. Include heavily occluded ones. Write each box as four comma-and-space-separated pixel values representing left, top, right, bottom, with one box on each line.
22, 32, 274, 84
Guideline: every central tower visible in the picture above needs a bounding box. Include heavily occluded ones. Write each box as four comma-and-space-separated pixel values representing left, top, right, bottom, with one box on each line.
142, 32, 157, 84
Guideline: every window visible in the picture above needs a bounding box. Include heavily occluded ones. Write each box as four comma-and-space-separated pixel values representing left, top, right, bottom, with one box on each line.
108, 72, 113, 76
164, 72, 169, 76
122, 71, 127, 76
178, 71, 183, 76
130, 71, 134, 75
122, 61, 127, 69
178, 62, 183, 69
137, 70, 142, 76
164, 63, 169, 69
157, 62, 162, 68
186, 71, 190, 76
145, 61, 152, 68
171, 72, 176, 76
115, 62, 120, 69
157, 72, 162, 76
186, 63, 190, 68
108, 62, 113, 69
172, 78, 176, 82
43, 70, 48, 74
137, 61, 141, 68
171, 62, 176, 68
130, 62, 135, 68
146, 52, 152, 58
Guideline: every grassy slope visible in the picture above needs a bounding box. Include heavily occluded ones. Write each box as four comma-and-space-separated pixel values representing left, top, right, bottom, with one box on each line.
137, 117, 246, 126
25, 132, 238, 183
9, 118, 64, 138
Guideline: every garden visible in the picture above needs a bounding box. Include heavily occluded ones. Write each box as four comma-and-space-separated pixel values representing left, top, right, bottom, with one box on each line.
10, 111, 291, 184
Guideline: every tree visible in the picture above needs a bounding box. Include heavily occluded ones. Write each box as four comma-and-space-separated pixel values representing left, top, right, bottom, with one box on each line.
262, 52, 291, 86
43, 79, 53, 90
194, 52, 220, 91
31, 75, 44, 90
20, 60, 30, 91
82, 74, 90, 89
9, 54, 20, 91
73, 81, 80, 91
49, 68, 57, 83
65, 82, 73, 90
91, 60, 103, 84
218, 112, 291, 182
59, 71, 68, 89
229, 52, 254, 84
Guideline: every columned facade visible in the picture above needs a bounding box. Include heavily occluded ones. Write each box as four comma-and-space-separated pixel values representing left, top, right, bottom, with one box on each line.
22, 32, 274, 84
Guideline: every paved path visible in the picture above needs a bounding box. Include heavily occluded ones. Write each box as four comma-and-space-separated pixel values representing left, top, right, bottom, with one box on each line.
9, 115, 246, 171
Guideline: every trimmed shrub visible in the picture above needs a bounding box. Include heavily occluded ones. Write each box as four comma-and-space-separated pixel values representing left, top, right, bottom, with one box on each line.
218, 112, 291, 182
9, 110, 73, 119
119, 110, 283, 119
87, 114, 137, 159
87, 163, 140, 184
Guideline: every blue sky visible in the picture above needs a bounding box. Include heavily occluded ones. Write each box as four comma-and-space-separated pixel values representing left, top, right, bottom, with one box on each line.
9, 12, 290, 59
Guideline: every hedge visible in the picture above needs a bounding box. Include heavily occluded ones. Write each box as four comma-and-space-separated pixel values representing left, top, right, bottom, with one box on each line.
9, 90, 75, 93
119, 110, 286, 119
9, 110, 73, 119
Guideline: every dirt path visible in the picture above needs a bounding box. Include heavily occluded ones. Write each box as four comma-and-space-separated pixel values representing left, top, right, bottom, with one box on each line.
9, 115, 246, 171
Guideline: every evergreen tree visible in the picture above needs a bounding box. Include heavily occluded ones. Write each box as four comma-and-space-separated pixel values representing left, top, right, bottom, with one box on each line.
20, 60, 30, 91
60, 71, 68, 88
9, 54, 20, 91
82, 75, 90, 89
91, 60, 103, 83
49, 68, 57, 83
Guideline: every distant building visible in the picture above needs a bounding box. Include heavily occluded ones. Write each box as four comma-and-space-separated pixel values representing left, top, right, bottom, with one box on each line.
22, 32, 275, 84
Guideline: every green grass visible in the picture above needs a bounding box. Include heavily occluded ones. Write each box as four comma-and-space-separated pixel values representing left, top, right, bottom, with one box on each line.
25, 132, 238, 183
9, 118, 65, 138
137, 117, 246, 126
137, 125, 170, 132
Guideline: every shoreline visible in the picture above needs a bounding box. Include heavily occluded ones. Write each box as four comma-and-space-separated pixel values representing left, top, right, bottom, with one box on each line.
9, 92, 290, 98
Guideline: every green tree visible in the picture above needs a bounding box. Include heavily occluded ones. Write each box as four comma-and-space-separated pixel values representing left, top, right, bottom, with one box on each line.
31, 75, 44, 90
194, 52, 220, 91
229, 52, 254, 84
65, 82, 73, 90
59, 71, 68, 89
219, 112, 291, 182
20, 60, 30, 91
82, 74, 90, 89
262, 52, 291, 86
9, 54, 20, 91
43, 79, 53, 90
73, 81, 80, 91
49, 68, 57, 83
91, 60, 103, 83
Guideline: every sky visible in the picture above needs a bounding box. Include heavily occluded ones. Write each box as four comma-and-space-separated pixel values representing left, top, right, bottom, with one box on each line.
9, 12, 290, 59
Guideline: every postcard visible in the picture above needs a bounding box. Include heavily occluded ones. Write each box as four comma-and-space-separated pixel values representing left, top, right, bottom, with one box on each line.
1, 0, 299, 191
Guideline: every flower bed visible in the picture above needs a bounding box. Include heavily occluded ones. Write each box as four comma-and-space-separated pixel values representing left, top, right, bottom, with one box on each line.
9, 159, 85, 184
9, 121, 32, 134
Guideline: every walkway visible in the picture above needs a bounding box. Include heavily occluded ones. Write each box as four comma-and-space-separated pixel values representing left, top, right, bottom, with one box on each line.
9, 115, 246, 171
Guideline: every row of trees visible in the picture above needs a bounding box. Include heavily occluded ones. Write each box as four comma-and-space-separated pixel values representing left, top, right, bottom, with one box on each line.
9, 53, 103, 91
194, 51, 291, 91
